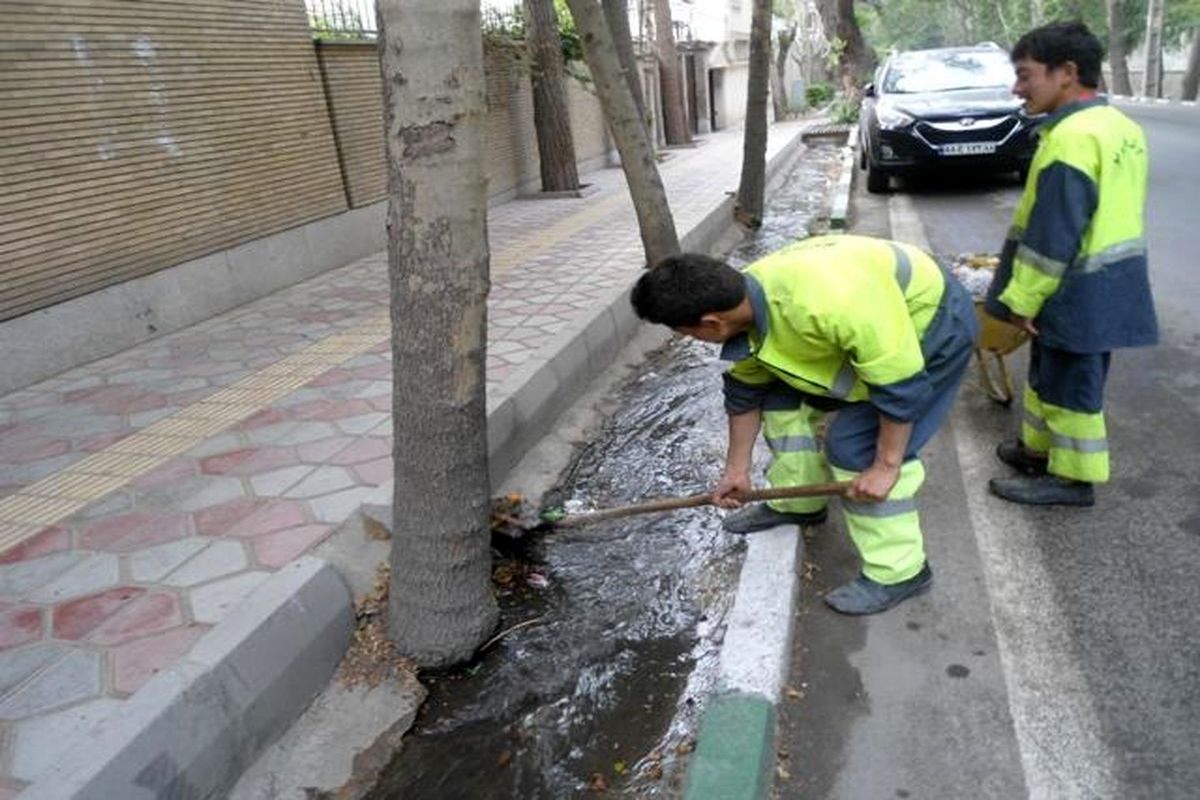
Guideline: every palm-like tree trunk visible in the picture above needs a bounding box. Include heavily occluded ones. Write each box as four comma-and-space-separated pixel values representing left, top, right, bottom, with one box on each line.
1183, 29, 1200, 101
1142, 0, 1165, 98
654, 0, 691, 144
566, 0, 680, 264
377, 0, 498, 668
526, 0, 581, 191
737, 0, 773, 228
602, 0, 649, 133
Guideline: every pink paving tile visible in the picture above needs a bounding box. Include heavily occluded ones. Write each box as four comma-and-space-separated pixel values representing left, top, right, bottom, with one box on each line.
62, 384, 135, 404
0, 606, 42, 649
4, 439, 70, 464
130, 456, 198, 489
352, 457, 392, 487
192, 498, 266, 536
329, 438, 391, 466
366, 395, 392, 413
251, 524, 334, 568
351, 362, 392, 380
0, 526, 70, 565
78, 431, 130, 453
199, 447, 298, 477
306, 368, 355, 388
0, 778, 28, 799
224, 500, 310, 538
110, 624, 209, 695
52, 586, 145, 640
90, 591, 184, 646
78, 512, 190, 553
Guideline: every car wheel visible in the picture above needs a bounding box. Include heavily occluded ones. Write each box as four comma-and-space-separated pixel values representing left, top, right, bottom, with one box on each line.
866, 162, 890, 194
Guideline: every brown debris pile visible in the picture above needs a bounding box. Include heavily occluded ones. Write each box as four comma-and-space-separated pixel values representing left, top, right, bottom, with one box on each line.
337, 561, 418, 689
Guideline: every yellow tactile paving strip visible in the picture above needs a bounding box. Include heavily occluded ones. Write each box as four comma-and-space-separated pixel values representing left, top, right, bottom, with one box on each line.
0, 311, 392, 552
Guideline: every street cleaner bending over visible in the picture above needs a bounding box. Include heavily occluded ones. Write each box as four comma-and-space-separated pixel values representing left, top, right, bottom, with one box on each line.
985, 21, 1157, 506
631, 235, 979, 615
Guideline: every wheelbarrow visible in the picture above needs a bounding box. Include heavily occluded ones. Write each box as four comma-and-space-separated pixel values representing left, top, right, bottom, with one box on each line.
973, 301, 1028, 406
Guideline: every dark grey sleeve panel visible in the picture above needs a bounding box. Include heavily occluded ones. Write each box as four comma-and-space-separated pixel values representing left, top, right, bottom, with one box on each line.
722, 373, 773, 415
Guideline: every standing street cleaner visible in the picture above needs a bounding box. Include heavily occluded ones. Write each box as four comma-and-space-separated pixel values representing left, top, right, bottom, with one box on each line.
985, 21, 1158, 506
631, 235, 979, 615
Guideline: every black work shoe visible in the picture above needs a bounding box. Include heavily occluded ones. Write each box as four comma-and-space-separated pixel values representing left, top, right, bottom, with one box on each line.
824, 563, 933, 615
996, 439, 1048, 476
722, 504, 827, 534
988, 475, 1095, 507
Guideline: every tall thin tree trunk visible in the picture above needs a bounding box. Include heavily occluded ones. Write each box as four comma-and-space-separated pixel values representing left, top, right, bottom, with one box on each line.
377, 0, 498, 668
602, 0, 649, 132
1106, 0, 1133, 95
772, 25, 798, 122
566, 0, 680, 264
526, 0, 581, 191
1142, 0, 1164, 98
835, 0, 873, 95
1183, 29, 1200, 101
653, 0, 690, 144
1030, 0, 1044, 26
737, 0, 773, 228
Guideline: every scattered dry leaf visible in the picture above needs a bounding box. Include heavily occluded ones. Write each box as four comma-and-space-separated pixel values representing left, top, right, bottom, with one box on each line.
587, 772, 609, 793
785, 686, 806, 701
675, 739, 695, 756
337, 562, 418, 689
777, 764, 793, 780
496, 750, 512, 768
363, 516, 391, 541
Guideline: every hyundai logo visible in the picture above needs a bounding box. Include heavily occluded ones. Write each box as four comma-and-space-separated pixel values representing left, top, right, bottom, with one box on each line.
960, 117, 976, 127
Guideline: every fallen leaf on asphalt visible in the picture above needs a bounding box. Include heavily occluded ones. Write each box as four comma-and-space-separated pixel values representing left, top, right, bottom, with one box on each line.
612, 759, 627, 775
785, 686, 806, 701
646, 763, 664, 781
675, 739, 695, 755
777, 764, 793, 780
496, 750, 512, 768
587, 773, 609, 793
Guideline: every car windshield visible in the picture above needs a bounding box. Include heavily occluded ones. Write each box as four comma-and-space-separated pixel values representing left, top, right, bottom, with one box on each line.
882, 50, 1014, 94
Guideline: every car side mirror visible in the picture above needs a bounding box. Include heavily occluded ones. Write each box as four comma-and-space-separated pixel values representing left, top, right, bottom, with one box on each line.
863, 83, 876, 98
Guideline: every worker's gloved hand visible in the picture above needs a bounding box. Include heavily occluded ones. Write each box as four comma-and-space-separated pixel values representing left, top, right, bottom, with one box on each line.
848, 462, 900, 503
712, 469, 752, 508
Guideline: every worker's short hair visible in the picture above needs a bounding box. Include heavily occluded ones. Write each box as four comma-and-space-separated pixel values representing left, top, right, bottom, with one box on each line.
631, 253, 746, 328
1012, 21, 1103, 89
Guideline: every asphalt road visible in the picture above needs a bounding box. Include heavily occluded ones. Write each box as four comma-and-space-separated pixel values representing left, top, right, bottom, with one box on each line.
776, 101, 1200, 800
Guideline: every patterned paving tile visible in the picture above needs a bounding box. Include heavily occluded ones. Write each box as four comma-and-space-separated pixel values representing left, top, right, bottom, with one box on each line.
78, 512, 190, 553
52, 586, 146, 640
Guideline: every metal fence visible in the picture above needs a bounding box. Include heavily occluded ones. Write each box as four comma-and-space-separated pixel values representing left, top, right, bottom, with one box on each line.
305, 0, 376, 40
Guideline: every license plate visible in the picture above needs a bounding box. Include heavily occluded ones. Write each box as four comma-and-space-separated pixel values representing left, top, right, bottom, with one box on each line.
941, 142, 997, 156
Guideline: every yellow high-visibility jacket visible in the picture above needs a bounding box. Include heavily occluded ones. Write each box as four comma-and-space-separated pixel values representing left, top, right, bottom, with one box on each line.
985, 98, 1158, 352
721, 235, 955, 421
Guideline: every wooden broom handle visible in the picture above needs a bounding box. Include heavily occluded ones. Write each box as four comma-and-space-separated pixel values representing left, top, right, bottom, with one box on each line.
553, 481, 853, 528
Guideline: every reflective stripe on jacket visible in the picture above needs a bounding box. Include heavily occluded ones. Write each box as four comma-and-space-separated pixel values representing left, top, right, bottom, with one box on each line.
985, 98, 1158, 352
722, 235, 949, 421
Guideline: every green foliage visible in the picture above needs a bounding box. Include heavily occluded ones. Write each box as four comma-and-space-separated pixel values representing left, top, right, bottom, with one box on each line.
482, 1, 584, 65
806, 82, 836, 107
831, 95, 860, 123
554, 0, 584, 62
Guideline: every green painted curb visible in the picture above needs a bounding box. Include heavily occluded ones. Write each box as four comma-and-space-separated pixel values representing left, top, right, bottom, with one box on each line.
683, 692, 776, 800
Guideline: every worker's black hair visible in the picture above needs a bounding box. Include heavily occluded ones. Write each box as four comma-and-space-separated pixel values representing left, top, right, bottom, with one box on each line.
630, 253, 746, 328
1011, 21, 1103, 89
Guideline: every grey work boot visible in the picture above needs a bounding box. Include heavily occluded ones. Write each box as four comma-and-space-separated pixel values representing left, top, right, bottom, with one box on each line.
988, 474, 1095, 507
995, 439, 1048, 476
722, 504, 827, 535
824, 563, 933, 615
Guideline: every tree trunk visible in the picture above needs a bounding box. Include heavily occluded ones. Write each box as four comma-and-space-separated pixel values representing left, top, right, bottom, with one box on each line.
1183, 29, 1200, 101
377, 0, 498, 668
525, 0, 581, 191
772, 24, 798, 122
1142, 0, 1164, 98
567, 0, 680, 264
653, 0, 691, 144
816, 0, 839, 83
1106, 0, 1133, 95
602, 0, 649, 132
737, 0, 773, 228
1030, 0, 1044, 27
835, 0, 873, 93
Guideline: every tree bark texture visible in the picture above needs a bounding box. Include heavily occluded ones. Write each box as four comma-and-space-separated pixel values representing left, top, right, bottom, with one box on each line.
816, 0, 839, 82
653, 0, 691, 144
602, 0, 649, 131
1142, 0, 1164, 98
1183, 29, 1200, 101
772, 24, 797, 122
566, 0, 680, 264
525, 0, 582, 191
377, 0, 499, 668
737, 0, 773, 228
1106, 0, 1133, 95
835, 0, 874, 93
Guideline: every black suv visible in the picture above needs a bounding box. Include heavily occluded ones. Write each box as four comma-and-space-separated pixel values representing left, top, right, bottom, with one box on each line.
859, 44, 1038, 193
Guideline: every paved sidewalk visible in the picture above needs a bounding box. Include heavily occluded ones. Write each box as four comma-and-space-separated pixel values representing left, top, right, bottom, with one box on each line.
0, 120, 812, 797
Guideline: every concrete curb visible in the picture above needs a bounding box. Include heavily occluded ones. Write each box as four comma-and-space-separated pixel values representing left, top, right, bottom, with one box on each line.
1107, 93, 1197, 107
21, 558, 353, 800
829, 136, 858, 231
486, 124, 810, 489
683, 526, 804, 800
